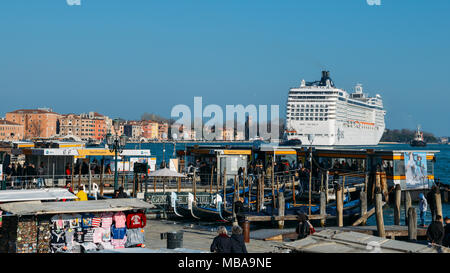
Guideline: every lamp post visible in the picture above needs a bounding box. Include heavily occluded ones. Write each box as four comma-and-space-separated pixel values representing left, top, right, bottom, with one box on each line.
106, 119, 128, 191
307, 134, 315, 216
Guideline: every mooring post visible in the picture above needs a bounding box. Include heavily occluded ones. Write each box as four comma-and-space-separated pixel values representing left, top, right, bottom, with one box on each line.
232, 182, 237, 226
320, 190, 326, 227
435, 188, 443, 220
404, 191, 412, 225
256, 175, 260, 213
242, 218, 250, 243
325, 170, 329, 202
335, 183, 343, 227
360, 190, 368, 226
375, 187, 386, 238
394, 184, 402, 225
292, 175, 296, 206
223, 168, 227, 209
443, 187, 449, 203
278, 191, 285, 229
408, 206, 417, 241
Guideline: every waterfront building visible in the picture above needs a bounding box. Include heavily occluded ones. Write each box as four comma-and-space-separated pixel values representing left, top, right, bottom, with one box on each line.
0, 119, 24, 141
141, 120, 159, 140
6, 108, 60, 140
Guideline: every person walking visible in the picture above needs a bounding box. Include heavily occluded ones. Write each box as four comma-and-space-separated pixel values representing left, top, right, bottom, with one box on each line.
210, 226, 231, 253
76, 185, 88, 201
426, 215, 445, 246
230, 225, 247, 253
419, 193, 428, 227
296, 213, 312, 240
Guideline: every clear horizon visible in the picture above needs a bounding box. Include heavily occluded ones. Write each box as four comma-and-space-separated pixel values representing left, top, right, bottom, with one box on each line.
1, 0, 449, 136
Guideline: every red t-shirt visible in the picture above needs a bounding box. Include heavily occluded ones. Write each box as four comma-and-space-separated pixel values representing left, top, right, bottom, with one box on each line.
126, 213, 146, 229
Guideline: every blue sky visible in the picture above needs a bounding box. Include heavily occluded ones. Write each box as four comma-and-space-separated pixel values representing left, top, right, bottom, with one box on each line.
0, 0, 449, 136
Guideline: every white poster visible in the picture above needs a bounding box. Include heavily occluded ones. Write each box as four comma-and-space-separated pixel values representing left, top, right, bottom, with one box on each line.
404, 152, 428, 189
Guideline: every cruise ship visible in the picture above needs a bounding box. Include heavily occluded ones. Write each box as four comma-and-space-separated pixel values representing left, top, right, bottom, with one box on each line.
285, 71, 386, 146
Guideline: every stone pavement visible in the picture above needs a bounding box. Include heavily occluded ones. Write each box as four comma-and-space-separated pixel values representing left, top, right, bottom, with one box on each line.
143, 219, 284, 253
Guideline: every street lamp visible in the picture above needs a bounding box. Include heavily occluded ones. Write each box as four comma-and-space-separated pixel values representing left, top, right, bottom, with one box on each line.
106, 119, 128, 191
307, 134, 315, 216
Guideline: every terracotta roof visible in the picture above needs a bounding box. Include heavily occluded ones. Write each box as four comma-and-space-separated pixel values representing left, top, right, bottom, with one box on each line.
8, 109, 59, 115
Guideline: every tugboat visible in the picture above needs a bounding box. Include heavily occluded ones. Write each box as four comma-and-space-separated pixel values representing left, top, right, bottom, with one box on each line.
410, 126, 427, 147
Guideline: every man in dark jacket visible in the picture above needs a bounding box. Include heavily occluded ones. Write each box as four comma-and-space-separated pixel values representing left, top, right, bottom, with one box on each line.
296, 213, 310, 240
210, 226, 231, 253
427, 215, 445, 245
230, 225, 247, 253
443, 217, 450, 247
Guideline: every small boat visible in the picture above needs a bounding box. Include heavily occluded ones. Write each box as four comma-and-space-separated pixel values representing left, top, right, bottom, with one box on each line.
410, 125, 426, 147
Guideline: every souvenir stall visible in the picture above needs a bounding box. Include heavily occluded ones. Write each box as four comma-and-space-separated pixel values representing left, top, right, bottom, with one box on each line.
0, 199, 154, 253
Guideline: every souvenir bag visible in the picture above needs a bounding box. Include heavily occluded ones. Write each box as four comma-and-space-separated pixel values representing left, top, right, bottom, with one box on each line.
126, 212, 146, 229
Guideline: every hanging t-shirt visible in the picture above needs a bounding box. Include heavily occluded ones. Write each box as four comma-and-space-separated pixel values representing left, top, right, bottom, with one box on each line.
69, 214, 82, 228
100, 212, 113, 228
126, 212, 146, 229
82, 213, 94, 228
125, 228, 145, 247
102, 227, 111, 242
112, 212, 127, 228
83, 227, 95, 242
50, 229, 66, 253
92, 227, 104, 244
92, 215, 101, 227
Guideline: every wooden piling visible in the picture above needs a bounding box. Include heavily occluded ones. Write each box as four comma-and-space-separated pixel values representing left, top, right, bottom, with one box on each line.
375, 187, 386, 238
271, 175, 276, 210
320, 191, 326, 227
408, 207, 417, 241
335, 184, 343, 227
394, 184, 402, 225
404, 191, 412, 225
435, 189, 443, 220
292, 176, 296, 206
443, 188, 449, 203
223, 169, 227, 209
360, 190, 368, 226
256, 175, 260, 213
210, 166, 214, 194
325, 171, 329, 202
99, 158, 104, 197
278, 191, 285, 229
242, 219, 250, 243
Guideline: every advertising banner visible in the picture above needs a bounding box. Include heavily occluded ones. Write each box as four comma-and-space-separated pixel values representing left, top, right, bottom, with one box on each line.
404, 152, 428, 189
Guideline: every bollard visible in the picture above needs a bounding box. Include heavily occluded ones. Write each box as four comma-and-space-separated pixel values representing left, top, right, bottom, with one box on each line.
408, 207, 417, 241
435, 189, 443, 221
161, 231, 184, 249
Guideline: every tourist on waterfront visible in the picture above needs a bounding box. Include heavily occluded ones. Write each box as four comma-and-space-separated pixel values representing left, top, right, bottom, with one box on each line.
65, 182, 74, 194
230, 225, 247, 253
296, 213, 311, 240
76, 185, 88, 201
37, 162, 45, 188
419, 193, 428, 227
210, 226, 232, 253
443, 217, 450, 247
426, 215, 445, 245
114, 186, 128, 198
65, 164, 71, 178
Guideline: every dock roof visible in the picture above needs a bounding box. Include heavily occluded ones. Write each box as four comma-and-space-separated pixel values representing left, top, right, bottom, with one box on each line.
0, 198, 155, 216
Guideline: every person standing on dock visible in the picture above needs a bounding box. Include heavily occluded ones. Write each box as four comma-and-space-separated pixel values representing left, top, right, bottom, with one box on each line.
426, 215, 445, 246
76, 185, 88, 201
419, 193, 428, 227
210, 226, 231, 253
